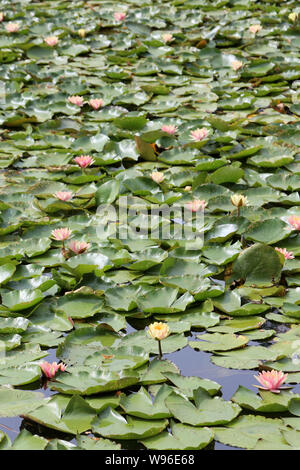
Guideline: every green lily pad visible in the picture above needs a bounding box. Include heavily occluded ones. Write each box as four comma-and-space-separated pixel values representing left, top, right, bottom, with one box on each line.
0, 387, 44, 417
91, 407, 168, 440
165, 387, 241, 426
189, 332, 249, 352
140, 420, 214, 450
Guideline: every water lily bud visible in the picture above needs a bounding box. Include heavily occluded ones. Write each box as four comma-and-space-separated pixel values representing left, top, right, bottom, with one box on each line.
148, 322, 170, 341
78, 28, 86, 37
151, 171, 164, 184
289, 12, 298, 22
230, 194, 248, 208
68, 240, 90, 254
40, 361, 67, 379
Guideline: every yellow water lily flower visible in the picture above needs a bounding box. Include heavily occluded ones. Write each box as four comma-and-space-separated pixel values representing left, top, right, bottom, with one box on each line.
148, 322, 170, 340
289, 12, 298, 22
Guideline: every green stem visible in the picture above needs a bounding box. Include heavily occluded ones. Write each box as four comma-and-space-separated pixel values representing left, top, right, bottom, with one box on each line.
61, 241, 68, 258
158, 340, 163, 359
241, 234, 247, 249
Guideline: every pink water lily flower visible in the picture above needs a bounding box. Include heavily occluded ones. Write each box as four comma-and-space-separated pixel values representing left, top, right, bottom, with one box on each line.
40, 361, 67, 379
68, 95, 84, 107
51, 228, 72, 241
162, 33, 173, 43
68, 240, 90, 254
254, 370, 288, 393
44, 36, 59, 46
275, 247, 294, 260
190, 128, 208, 142
288, 215, 300, 230
249, 24, 262, 34
74, 155, 95, 168
89, 98, 103, 110
114, 12, 126, 21
54, 191, 73, 201
0, 13, 4, 22
232, 60, 243, 71
5, 22, 19, 33
185, 199, 207, 212
161, 124, 178, 135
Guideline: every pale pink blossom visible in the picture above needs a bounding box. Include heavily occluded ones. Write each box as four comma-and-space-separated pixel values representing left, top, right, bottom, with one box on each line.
232, 60, 243, 71
68, 95, 84, 107
74, 155, 95, 168
5, 23, 19, 33
44, 36, 59, 46
185, 199, 207, 212
162, 33, 173, 43
288, 215, 300, 230
249, 24, 262, 34
51, 228, 72, 241
254, 370, 288, 393
114, 12, 126, 21
151, 171, 164, 184
161, 124, 178, 135
190, 128, 208, 142
89, 98, 103, 110
0, 13, 4, 22
40, 361, 67, 379
68, 240, 90, 254
54, 191, 73, 201
275, 247, 294, 260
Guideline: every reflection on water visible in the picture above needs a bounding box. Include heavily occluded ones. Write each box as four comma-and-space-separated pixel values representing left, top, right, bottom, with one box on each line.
166, 344, 256, 401
0, 417, 22, 443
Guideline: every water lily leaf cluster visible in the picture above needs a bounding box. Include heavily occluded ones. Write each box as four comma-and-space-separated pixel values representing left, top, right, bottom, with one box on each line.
1, 0, 300, 450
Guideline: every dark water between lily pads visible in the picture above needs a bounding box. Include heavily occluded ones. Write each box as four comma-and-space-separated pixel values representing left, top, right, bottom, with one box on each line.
0, 325, 271, 451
